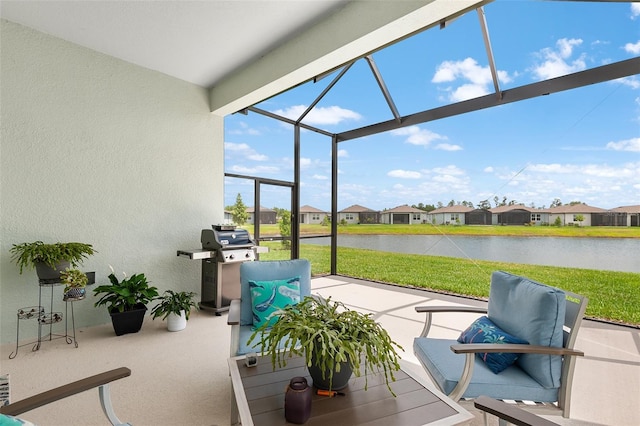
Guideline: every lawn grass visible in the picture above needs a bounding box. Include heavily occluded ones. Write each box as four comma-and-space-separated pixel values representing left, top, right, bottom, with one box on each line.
260, 242, 640, 326
255, 223, 640, 238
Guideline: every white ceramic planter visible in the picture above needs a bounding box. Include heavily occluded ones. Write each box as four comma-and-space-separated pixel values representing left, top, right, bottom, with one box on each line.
167, 311, 187, 332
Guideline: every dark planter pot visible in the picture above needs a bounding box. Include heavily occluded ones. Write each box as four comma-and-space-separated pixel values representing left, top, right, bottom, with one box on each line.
35, 261, 70, 281
109, 304, 147, 336
308, 351, 353, 390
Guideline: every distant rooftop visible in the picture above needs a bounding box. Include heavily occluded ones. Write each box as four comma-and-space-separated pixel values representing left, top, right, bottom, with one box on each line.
339, 204, 376, 213
385, 204, 427, 213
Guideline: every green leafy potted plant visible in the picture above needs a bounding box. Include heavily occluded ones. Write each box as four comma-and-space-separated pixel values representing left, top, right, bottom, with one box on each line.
151, 290, 198, 332
9, 241, 95, 280
249, 296, 403, 394
60, 268, 89, 301
93, 268, 158, 336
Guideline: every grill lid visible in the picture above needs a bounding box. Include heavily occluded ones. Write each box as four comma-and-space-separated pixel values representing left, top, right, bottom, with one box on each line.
201, 226, 254, 250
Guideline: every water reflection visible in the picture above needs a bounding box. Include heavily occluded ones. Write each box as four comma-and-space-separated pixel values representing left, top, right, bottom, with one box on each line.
306, 235, 639, 273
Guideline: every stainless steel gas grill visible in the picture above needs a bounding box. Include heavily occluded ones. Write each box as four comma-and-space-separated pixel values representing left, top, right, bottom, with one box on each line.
177, 225, 256, 315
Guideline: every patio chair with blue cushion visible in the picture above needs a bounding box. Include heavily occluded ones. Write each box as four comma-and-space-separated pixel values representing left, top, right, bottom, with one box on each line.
413, 271, 588, 418
227, 259, 311, 356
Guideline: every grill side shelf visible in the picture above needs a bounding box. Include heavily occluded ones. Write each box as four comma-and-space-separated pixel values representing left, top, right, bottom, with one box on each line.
176, 249, 215, 260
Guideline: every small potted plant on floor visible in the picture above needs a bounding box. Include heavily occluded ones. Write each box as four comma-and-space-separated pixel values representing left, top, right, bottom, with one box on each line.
93, 268, 159, 336
60, 268, 89, 301
9, 241, 95, 281
249, 296, 403, 394
151, 290, 198, 332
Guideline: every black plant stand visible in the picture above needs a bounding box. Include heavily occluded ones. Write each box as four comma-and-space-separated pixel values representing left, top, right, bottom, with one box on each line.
9, 273, 95, 359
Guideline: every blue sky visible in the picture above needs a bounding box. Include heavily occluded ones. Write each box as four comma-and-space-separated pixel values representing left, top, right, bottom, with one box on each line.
224, 1, 640, 212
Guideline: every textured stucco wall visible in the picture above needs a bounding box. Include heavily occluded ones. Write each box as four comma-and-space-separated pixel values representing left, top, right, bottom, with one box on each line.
0, 20, 224, 344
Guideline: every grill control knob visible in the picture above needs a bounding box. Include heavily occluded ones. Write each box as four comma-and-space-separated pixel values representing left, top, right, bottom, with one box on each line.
245, 253, 250, 258
229, 254, 235, 260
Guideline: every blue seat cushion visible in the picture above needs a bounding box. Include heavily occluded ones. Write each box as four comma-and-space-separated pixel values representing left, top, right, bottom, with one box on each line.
414, 338, 559, 402
457, 316, 529, 374
240, 259, 311, 326
488, 271, 566, 388
238, 324, 290, 355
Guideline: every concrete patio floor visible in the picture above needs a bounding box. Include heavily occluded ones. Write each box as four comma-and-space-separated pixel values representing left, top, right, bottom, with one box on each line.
1, 275, 638, 425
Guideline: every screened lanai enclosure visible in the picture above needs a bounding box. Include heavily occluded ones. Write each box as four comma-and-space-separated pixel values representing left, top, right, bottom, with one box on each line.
223, 0, 639, 273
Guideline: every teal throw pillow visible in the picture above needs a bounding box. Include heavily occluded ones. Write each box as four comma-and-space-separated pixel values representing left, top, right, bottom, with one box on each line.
0, 414, 36, 426
250, 277, 300, 330
457, 316, 529, 374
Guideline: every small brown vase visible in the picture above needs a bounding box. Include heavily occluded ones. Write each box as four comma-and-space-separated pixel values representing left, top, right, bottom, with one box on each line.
284, 376, 312, 424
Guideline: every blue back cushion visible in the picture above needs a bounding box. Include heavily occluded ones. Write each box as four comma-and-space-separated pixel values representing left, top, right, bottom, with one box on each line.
240, 259, 311, 326
488, 271, 566, 388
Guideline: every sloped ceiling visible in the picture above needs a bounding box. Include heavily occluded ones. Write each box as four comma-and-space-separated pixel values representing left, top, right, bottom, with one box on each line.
0, 1, 488, 114
0, 0, 348, 88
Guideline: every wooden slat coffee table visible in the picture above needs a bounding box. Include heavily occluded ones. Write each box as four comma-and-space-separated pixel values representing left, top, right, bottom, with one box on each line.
228, 354, 473, 425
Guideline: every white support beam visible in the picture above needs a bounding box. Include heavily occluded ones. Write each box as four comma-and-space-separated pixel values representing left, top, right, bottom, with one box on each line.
209, 0, 491, 116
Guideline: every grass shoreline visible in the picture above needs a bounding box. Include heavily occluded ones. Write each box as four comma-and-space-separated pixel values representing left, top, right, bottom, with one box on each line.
260, 242, 640, 327
255, 223, 640, 239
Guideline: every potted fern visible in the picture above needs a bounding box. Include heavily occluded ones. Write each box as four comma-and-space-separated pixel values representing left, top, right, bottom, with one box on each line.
151, 290, 198, 332
249, 296, 403, 394
9, 241, 95, 281
93, 268, 158, 336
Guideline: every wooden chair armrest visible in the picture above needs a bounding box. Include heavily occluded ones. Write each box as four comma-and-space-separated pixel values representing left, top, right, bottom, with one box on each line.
474, 395, 559, 426
415, 306, 487, 314
451, 343, 584, 357
0, 367, 131, 416
227, 299, 241, 325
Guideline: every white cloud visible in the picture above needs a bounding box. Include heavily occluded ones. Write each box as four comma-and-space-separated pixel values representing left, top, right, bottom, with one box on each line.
432, 165, 466, 176
415, 165, 471, 189
312, 174, 328, 180
531, 38, 586, 80
449, 84, 488, 102
387, 169, 422, 179
557, 38, 581, 58
272, 105, 362, 125
432, 57, 513, 102
484, 166, 494, 173
229, 164, 279, 174
337, 149, 349, 158
434, 143, 463, 151
527, 162, 639, 178
224, 142, 268, 161
624, 40, 640, 55
606, 137, 640, 152
224, 142, 247, 151
632, 4, 640, 19
615, 76, 640, 89
300, 157, 312, 168
391, 125, 447, 146
227, 121, 261, 136
487, 158, 640, 209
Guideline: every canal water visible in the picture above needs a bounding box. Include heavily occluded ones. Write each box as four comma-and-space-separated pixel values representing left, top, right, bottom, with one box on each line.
305, 235, 639, 273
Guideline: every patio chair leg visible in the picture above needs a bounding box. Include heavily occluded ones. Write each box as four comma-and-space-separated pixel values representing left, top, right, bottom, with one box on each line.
99, 384, 131, 426
230, 382, 239, 426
